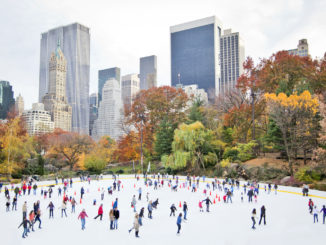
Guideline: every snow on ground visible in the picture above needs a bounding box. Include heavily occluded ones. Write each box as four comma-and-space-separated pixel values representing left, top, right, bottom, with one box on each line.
0, 175, 325, 245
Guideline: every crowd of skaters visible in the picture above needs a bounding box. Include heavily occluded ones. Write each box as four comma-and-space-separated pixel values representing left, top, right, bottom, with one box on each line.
0, 173, 325, 239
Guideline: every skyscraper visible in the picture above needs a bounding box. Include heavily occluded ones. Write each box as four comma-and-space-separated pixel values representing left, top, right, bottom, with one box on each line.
15, 94, 24, 116
121, 74, 140, 109
170, 16, 223, 101
39, 23, 90, 134
219, 29, 245, 95
22, 103, 54, 136
139, 55, 157, 90
287, 39, 309, 57
42, 42, 72, 132
89, 93, 98, 136
93, 79, 123, 140
0, 80, 15, 119
98, 67, 121, 103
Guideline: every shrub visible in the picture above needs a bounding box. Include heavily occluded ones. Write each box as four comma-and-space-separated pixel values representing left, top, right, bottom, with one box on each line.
84, 155, 107, 174
237, 141, 258, 162
223, 147, 238, 161
220, 159, 230, 168
295, 167, 321, 183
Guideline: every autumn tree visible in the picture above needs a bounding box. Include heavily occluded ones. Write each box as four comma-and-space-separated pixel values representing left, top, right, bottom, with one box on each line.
265, 91, 320, 174
115, 131, 140, 162
125, 86, 188, 157
46, 130, 94, 170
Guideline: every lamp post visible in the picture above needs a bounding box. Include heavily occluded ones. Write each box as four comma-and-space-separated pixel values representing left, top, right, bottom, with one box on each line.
139, 114, 145, 174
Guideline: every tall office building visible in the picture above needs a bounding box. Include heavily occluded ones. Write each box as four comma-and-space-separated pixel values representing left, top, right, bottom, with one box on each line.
89, 93, 98, 136
0, 80, 15, 119
22, 103, 54, 136
42, 42, 72, 131
98, 67, 121, 103
15, 94, 24, 116
287, 39, 309, 57
170, 16, 223, 101
121, 74, 140, 109
39, 23, 90, 134
219, 29, 245, 95
139, 55, 157, 90
93, 79, 123, 140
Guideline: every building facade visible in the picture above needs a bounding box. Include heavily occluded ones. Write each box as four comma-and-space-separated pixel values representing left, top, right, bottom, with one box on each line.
42, 43, 72, 132
22, 103, 54, 136
0, 80, 15, 119
170, 16, 223, 101
39, 23, 90, 134
93, 78, 123, 140
98, 67, 121, 103
287, 39, 309, 57
15, 94, 24, 116
139, 55, 157, 90
121, 74, 140, 109
219, 29, 245, 95
89, 93, 98, 136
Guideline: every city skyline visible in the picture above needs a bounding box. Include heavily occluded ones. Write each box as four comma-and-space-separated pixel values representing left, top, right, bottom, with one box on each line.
1, 0, 325, 109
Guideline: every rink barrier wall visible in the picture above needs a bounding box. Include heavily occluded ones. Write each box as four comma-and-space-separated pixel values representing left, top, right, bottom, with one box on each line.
1, 176, 326, 200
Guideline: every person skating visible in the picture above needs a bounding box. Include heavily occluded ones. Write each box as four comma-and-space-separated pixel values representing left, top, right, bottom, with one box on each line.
47, 201, 55, 218
199, 201, 204, 212
170, 204, 177, 216
308, 199, 314, 214
226, 189, 232, 203
113, 207, 120, 229
152, 198, 159, 209
251, 208, 256, 229
94, 204, 103, 220
71, 198, 76, 213
22, 201, 27, 219
148, 201, 153, 219
177, 213, 182, 234
78, 209, 88, 230
109, 209, 114, 229
139, 207, 144, 226
60, 201, 67, 217
183, 202, 188, 220
113, 198, 118, 209
320, 205, 326, 224
12, 196, 17, 211
313, 206, 319, 223
80, 187, 85, 199
259, 205, 266, 225
18, 217, 31, 238
28, 210, 35, 232
128, 213, 140, 237
202, 197, 212, 212
35, 209, 42, 229
6, 197, 10, 212
138, 187, 142, 200
131, 195, 137, 212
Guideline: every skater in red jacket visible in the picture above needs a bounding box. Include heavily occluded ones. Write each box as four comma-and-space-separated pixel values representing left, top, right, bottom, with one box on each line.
308, 199, 314, 214
94, 204, 103, 220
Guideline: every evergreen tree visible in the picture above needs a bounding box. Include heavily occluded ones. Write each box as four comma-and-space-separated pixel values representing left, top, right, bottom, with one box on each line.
188, 98, 205, 124
154, 117, 176, 159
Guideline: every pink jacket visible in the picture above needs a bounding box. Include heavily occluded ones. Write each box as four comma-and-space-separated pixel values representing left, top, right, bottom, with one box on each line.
78, 211, 88, 219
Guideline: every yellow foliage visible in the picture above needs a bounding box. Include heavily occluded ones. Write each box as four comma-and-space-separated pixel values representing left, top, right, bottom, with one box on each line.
264, 90, 319, 114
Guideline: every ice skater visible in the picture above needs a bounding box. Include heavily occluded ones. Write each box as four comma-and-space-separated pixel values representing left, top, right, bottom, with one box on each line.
183, 202, 188, 220
320, 205, 326, 224
128, 213, 140, 238
313, 206, 319, 223
251, 208, 256, 229
94, 204, 103, 220
203, 197, 212, 212
18, 217, 31, 238
47, 201, 54, 218
78, 209, 88, 230
170, 204, 177, 216
177, 213, 182, 234
259, 205, 266, 225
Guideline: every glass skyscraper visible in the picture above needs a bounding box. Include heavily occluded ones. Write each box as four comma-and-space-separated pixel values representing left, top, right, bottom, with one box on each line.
219, 29, 245, 95
98, 67, 121, 103
39, 23, 90, 134
139, 55, 157, 90
0, 80, 15, 119
170, 16, 222, 101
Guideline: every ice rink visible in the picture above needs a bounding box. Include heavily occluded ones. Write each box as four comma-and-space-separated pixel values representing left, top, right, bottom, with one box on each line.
0, 175, 325, 245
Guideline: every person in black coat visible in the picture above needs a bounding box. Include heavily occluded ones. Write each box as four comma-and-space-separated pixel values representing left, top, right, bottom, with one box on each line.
113, 208, 120, 229
170, 204, 177, 216
18, 217, 31, 238
202, 197, 213, 212
259, 205, 266, 225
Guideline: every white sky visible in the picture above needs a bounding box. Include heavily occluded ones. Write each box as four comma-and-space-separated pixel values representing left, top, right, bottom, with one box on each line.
0, 0, 325, 109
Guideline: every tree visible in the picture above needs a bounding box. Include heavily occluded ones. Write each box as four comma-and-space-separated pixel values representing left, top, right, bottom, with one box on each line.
46, 130, 94, 170
265, 91, 320, 174
115, 131, 140, 162
84, 154, 107, 174
125, 86, 188, 156
188, 98, 205, 124
163, 122, 218, 172
154, 117, 176, 159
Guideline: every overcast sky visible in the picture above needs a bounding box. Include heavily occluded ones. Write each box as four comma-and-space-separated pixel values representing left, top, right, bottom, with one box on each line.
0, 0, 325, 109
